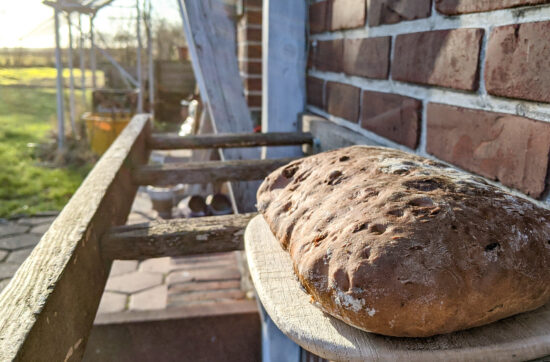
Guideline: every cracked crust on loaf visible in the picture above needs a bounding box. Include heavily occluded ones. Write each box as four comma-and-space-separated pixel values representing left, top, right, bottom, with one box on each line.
257, 146, 550, 337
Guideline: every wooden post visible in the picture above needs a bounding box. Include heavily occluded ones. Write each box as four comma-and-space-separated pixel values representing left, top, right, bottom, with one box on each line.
67, 13, 77, 137
54, 6, 65, 150
146, 0, 154, 117
79, 14, 86, 106
136, 0, 144, 113
176, 0, 261, 212
90, 14, 96, 89
262, 0, 307, 159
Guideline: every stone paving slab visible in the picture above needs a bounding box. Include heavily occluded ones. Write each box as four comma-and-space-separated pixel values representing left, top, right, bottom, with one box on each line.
0, 191, 252, 328
0, 216, 56, 291
109, 260, 139, 277
97, 292, 128, 314
29, 223, 51, 235
17, 216, 56, 226
0, 223, 29, 238
138, 257, 173, 274
0, 233, 41, 251
0, 279, 11, 291
0, 262, 22, 279
129, 285, 168, 311
6, 248, 33, 264
105, 271, 164, 294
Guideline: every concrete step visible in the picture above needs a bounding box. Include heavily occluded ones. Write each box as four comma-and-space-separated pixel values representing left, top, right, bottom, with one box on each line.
84, 300, 260, 362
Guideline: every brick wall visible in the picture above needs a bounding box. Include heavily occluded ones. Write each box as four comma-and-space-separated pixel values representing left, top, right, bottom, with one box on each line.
237, 0, 263, 123
307, 0, 550, 203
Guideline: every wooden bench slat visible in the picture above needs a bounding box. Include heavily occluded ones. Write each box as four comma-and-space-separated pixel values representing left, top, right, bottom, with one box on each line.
148, 132, 314, 150
101, 213, 256, 260
133, 157, 297, 186
0, 115, 151, 361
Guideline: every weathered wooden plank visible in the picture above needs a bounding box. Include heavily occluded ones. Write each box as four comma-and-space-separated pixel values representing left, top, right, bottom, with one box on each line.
177, 0, 261, 212
148, 132, 314, 150
101, 213, 256, 260
0, 114, 151, 361
133, 157, 296, 186
262, 0, 307, 159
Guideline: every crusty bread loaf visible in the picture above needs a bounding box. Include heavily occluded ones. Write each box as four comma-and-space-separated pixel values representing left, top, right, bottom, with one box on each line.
257, 146, 550, 337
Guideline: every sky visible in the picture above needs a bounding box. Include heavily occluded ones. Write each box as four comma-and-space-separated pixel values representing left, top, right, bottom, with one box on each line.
0, 0, 182, 48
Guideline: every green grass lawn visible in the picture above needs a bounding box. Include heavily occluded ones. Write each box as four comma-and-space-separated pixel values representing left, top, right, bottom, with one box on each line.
0, 67, 103, 88
0, 68, 100, 218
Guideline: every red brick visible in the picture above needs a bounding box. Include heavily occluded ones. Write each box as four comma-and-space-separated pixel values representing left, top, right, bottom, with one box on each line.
368, 0, 431, 26
485, 21, 550, 103
314, 39, 344, 72
325, 82, 361, 122
245, 9, 262, 23
245, 93, 262, 107
243, 77, 262, 91
307, 76, 325, 109
310, 1, 330, 34
426, 103, 550, 198
392, 29, 484, 91
239, 60, 262, 75
238, 43, 262, 59
237, 26, 262, 43
243, 0, 262, 7
361, 91, 421, 148
239, 10, 262, 27
435, 0, 550, 15
331, 0, 366, 30
343, 37, 390, 79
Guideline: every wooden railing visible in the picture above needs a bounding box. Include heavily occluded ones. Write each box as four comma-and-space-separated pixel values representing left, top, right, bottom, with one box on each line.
148, 131, 313, 149
0, 114, 151, 361
0, 114, 314, 361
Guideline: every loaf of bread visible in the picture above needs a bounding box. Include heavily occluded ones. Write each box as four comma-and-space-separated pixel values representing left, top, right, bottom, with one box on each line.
257, 146, 550, 337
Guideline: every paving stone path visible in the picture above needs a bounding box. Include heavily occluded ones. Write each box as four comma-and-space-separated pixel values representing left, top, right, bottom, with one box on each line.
0, 190, 249, 317
0, 214, 56, 291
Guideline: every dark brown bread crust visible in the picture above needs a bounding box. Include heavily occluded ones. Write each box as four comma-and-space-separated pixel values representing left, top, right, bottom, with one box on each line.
257, 146, 550, 337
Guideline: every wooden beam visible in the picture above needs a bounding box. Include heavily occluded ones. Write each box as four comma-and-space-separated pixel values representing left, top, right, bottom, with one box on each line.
148, 132, 314, 150
0, 115, 151, 361
262, 0, 307, 159
101, 213, 256, 260
133, 157, 296, 186
177, 0, 261, 212
302, 114, 381, 152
